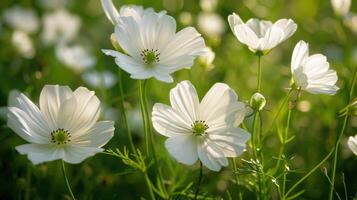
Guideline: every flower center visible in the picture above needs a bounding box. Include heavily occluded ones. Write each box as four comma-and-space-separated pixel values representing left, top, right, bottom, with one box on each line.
191, 120, 209, 136
141, 49, 160, 64
50, 128, 71, 145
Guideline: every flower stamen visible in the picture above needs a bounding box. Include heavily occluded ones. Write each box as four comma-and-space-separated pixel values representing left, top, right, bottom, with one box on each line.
50, 128, 71, 145
191, 120, 209, 136
140, 49, 160, 64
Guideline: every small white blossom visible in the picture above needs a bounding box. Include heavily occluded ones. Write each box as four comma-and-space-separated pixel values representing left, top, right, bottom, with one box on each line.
331, 0, 351, 16
228, 13, 297, 54
55, 44, 96, 72
291, 40, 339, 95
3, 6, 39, 33
152, 81, 250, 171
7, 85, 114, 165
198, 12, 226, 37
11, 30, 35, 59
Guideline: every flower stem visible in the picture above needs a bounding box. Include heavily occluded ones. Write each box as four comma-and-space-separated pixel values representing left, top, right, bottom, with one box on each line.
328, 67, 357, 200
144, 172, 156, 200
61, 160, 75, 200
284, 148, 334, 198
257, 55, 262, 92
194, 162, 203, 200
231, 158, 241, 194
118, 69, 136, 155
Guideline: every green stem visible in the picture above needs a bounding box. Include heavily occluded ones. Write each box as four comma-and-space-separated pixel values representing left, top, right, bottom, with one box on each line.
231, 158, 240, 194
257, 55, 262, 92
61, 160, 75, 200
194, 162, 203, 200
144, 172, 156, 200
118, 69, 136, 155
251, 111, 263, 199
267, 89, 293, 134
284, 148, 334, 198
328, 67, 357, 200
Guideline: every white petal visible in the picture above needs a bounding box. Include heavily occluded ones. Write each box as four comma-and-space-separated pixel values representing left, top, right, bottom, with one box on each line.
227, 13, 244, 34
347, 135, 357, 155
246, 18, 272, 37
39, 85, 73, 130
274, 19, 297, 41
260, 25, 284, 50
197, 138, 226, 171
303, 54, 329, 77
72, 121, 114, 147
170, 81, 199, 123
8, 107, 49, 143
101, 0, 120, 25
153, 71, 174, 83
152, 103, 192, 137
63, 145, 103, 164
165, 135, 198, 165
305, 84, 339, 95
233, 24, 259, 51
291, 40, 309, 72
16, 144, 64, 165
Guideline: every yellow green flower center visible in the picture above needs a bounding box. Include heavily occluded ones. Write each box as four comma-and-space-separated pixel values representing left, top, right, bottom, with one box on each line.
50, 128, 71, 145
192, 120, 209, 136
141, 49, 160, 64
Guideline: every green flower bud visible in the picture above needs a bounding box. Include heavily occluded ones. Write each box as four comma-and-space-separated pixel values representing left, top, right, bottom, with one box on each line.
250, 92, 266, 111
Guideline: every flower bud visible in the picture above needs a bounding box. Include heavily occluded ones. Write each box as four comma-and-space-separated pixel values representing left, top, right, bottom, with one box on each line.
198, 47, 215, 71
250, 92, 266, 111
110, 33, 123, 52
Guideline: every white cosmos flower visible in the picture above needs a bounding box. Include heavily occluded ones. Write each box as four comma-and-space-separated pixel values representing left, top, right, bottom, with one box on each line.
7, 85, 114, 165
228, 13, 297, 54
291, 40, 339, 95
197, 12, 226, 37
102, 9, 206, 83
347, 135, 357, 155
41, 10, 81, 45
331, 0, 351, 16
12, 30, 35, 59
152, 81, 250, 171
101, 0, 147, 25
55, 43, 96, 72
3, 6, 39, 33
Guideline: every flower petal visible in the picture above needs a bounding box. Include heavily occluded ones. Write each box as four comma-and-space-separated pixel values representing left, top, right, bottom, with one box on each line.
347, 135, 357, 155
165, 135, 198, 165
246, 18, 272, 38
101, 0, 120, 25
233, 24, 259, 51
152, 103, 192, 137
274, 19, 297, 41
16, 143, 64, 165
228, 13, 244, 34
197, 138, 227, 171
291, 40, 309, 72
72, 121, 114, 147
260, 25, 284, 50
63, 145, 103, 164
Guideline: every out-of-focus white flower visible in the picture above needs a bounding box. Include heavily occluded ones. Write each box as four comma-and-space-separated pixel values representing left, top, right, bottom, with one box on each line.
347, 135, 357, 155
152, 81, 250, 171
82, 70, 117, 89
179, 12, 193, 26
198, 12, 226, 37
42, 10, 81, 45
200, 0, 218, 12
331, 0, 351, 16
12, 30, 35, 59
291, 40, 339, 95
55, 44, 96, 72
228, 13, 297, 55
198, 47, 215, 70
7, 85, 115, 165
101, 0, 147, 25
343, 13, 357, 33
103, 8, 206, 83
3, 6, 39, 33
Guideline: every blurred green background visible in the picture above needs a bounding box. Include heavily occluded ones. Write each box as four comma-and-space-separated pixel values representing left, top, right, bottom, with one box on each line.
0, 0, 356, 199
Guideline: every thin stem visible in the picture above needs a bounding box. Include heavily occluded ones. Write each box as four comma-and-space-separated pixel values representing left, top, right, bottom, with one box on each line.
194, 162, 203, 200
328, 67, 357, 200
284, 148, 334, 198
231, 158, 240, 194
251, 111, 263, 199
257, 55, 262, 92
118, 69, 136, 155
144, 172, 156, 200
61, 160, 75, 200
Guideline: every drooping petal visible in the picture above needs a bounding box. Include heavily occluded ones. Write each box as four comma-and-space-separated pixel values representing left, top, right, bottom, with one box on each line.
152, 103, 192, 137
62, 145, 103, 164
8, 107, 49, 143
39, 85, 73, 130
101, 0, 120, 25
72, 121, 114, 147
165, 135, 198, 165
291, 40, 309, 72
347, 135, 357, 155
197, 138, 227, 171
170, 81, 199, 123
16, 143, 64, 165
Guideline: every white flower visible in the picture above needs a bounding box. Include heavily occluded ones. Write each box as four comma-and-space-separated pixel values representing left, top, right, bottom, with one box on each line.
228, 13, 297, 54
3, 6, 39, 33
331, 0, 351, 16
55, 43, 96, 72
12, 30, 35, 59
197, 12, 226, 37
347, 135, 357, 155
41, 10, 81, 45
100, 0, 147, 25
82, 70, 117, 89
102, 9, 206, 83
152, 81, 250, 171
7, 85, 114, 165
291, 40, 339, 95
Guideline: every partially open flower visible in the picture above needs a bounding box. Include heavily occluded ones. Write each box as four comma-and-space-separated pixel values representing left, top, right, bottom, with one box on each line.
7, 85, 114, 165
250, 92, 266, 111
152, 81, 250, 171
